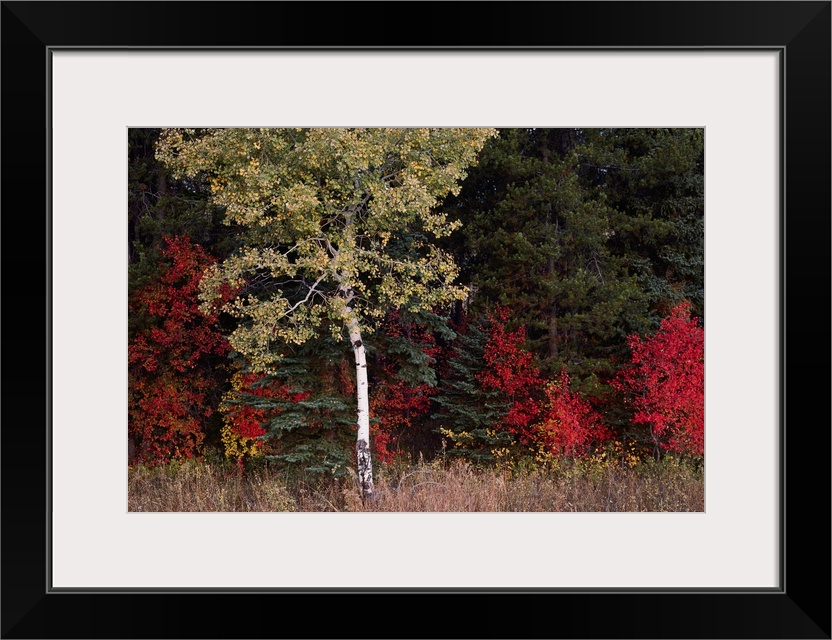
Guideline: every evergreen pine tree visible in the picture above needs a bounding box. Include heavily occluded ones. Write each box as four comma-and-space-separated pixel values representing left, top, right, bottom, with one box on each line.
221, 333, 357, 477
441, 128, 650, 388
432, 312, 513, 463
579, 128, 705, 321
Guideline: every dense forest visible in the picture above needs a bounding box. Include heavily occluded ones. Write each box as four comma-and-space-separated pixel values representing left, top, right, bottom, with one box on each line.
128, 128, 704, 511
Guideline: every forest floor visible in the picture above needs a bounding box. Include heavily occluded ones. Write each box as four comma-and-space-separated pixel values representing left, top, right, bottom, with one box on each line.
128, 456, 704, 512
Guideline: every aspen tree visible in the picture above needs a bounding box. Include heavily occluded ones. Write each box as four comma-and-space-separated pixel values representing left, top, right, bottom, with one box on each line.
157, 128, 495, 498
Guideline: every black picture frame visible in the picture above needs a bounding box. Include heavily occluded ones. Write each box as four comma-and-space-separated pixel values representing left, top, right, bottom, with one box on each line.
2, 2, 829, 638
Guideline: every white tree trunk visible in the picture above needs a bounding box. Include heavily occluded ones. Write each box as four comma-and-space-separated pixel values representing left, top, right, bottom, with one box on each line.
345, 313, 374, 499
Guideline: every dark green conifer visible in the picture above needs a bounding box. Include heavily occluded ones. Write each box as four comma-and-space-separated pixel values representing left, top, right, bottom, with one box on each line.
432, 312, 512, 463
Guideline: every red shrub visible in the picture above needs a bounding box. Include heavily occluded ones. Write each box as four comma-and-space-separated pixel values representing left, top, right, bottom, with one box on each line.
128, 237, 233, 464
616, 302, 704, 457
477, 307, 544, 443
537, 370, 610, 458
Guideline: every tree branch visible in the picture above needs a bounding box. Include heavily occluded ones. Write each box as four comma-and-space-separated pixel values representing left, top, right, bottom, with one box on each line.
275, 273, 326, 321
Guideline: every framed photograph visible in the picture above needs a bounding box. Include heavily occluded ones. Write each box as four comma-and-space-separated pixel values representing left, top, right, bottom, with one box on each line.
3, 1, 829, 638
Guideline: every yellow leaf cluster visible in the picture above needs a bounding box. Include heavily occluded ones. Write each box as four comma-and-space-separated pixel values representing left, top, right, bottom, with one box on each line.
156, 127, 496, 366
220, 423, 264, 462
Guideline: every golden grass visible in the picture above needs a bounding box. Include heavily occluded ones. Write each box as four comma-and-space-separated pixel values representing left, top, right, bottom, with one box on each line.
128, 457, 703, 512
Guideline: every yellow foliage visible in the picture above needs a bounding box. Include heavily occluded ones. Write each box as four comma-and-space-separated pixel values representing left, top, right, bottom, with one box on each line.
220, 423, 263, 462
156, 127, 497, 375
219, 372, 265, 461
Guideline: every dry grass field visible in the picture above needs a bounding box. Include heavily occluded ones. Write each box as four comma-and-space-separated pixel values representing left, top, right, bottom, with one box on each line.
128, 456, 704, 512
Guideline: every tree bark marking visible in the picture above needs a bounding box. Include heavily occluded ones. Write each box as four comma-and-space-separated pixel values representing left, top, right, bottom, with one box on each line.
344, 308, 374, 499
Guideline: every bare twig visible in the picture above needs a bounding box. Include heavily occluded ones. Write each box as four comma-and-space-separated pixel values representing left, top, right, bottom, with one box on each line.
396, 469, 435, 493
